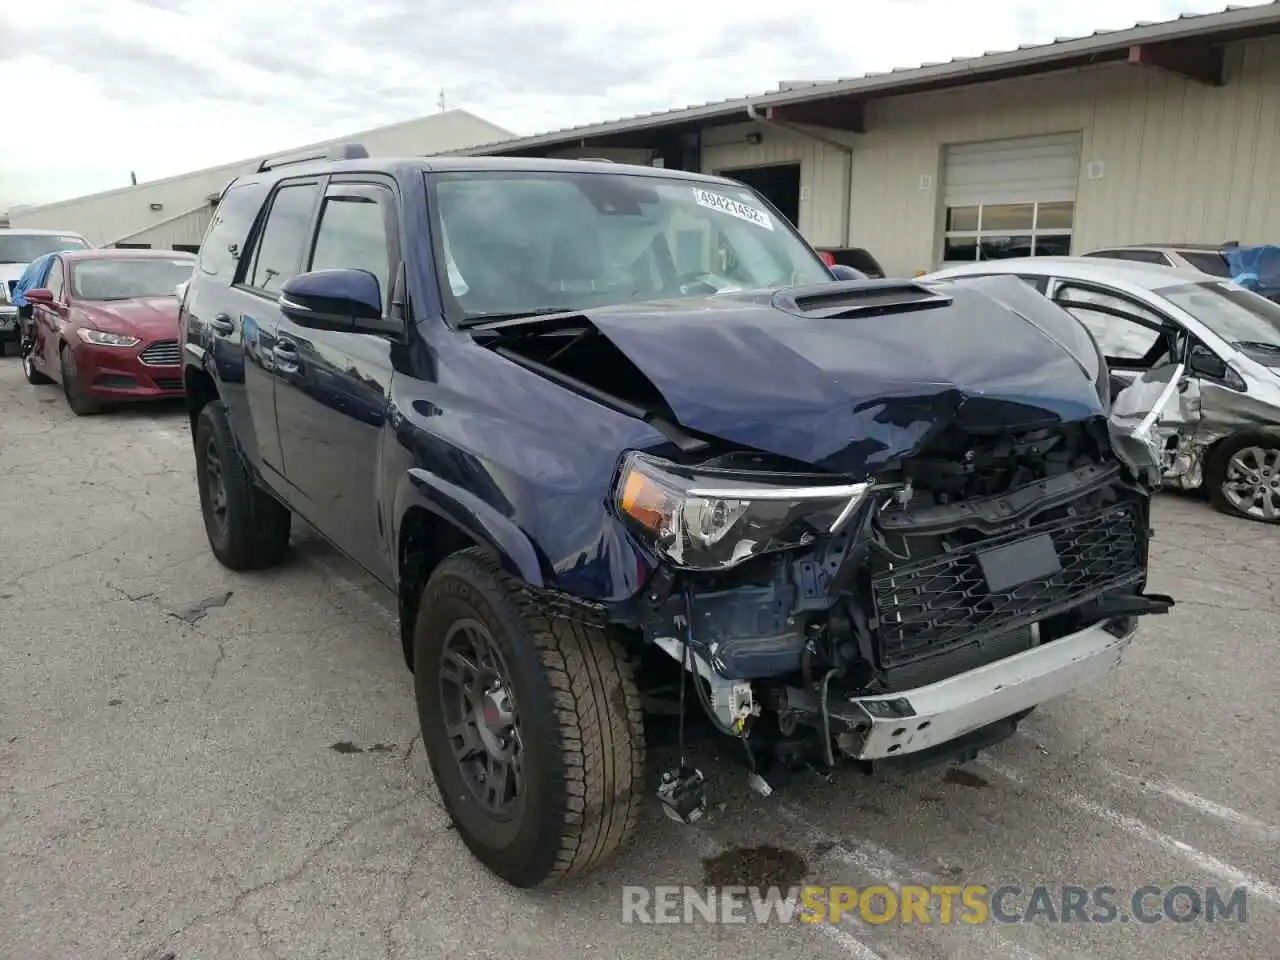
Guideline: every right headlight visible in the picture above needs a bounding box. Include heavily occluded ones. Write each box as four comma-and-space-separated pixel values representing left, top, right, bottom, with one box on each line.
613, 451, 871, 571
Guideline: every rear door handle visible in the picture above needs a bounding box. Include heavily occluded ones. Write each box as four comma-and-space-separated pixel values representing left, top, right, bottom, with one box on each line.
210, 314, 235, 336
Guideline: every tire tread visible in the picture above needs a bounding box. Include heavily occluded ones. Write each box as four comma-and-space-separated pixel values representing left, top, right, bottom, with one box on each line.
422, 547, 645, 885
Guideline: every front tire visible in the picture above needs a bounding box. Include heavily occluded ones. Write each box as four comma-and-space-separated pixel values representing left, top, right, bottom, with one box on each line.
60, 345, 100, 415
415, 548, 646, 888
193, 401, 292, 569
1206, 434, 1280, 523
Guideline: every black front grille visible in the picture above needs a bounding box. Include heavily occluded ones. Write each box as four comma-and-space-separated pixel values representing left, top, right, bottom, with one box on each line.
871, 502, 1144, 668
6, 281, 16, 296
139, 339, 180, 366
152, 377, 183, 391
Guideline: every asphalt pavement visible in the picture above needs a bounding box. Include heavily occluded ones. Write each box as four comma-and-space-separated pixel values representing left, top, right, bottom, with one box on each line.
2, 355, 1278, 960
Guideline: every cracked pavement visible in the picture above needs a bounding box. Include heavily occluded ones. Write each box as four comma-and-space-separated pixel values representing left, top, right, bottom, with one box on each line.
1, 356, 1278, 960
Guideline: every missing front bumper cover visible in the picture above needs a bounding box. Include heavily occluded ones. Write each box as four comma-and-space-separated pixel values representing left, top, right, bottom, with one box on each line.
827, 616, 1142, 761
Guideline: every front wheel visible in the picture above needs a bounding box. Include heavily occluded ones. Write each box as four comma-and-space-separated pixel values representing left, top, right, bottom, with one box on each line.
415, 548, 646, 888
1206, 435, 1280, 523
60, 345, 100, 415
193, 401, 292, 569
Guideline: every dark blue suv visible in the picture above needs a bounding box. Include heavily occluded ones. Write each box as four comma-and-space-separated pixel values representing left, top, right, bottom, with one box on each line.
180, 144, 1171, 888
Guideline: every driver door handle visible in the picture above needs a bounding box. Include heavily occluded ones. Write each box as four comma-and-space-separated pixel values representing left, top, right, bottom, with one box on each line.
210, 314, 235, 336
273, 339, 300, 372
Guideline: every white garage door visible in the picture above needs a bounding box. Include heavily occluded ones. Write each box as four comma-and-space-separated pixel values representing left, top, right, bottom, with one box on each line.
941, 132, 1082, 263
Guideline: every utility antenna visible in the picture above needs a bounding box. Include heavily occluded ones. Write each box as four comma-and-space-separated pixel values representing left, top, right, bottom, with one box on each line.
438, 88, 446, 113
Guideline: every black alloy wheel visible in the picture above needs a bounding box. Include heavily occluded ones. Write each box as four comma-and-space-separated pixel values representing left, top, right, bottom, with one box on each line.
439, 618, 524, 818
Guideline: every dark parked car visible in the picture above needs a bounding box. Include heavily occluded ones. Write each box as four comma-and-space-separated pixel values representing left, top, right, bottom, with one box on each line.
818, 246, 885, 278
179, 146, 1173, 889
22, 249, 196, 414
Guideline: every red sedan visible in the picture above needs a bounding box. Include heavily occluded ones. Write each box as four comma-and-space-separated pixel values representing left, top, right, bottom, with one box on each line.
22, 249, 196, 415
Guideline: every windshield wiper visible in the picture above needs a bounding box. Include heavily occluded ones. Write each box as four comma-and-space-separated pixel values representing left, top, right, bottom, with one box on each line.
1234, 340, 1280, 353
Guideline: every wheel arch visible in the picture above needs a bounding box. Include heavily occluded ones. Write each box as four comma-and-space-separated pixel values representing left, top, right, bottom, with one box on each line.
393, 467, 550, 669
184, 363, 221, 438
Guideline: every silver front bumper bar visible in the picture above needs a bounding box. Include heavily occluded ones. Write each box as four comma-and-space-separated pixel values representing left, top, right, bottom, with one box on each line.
837, 619, 1138, 760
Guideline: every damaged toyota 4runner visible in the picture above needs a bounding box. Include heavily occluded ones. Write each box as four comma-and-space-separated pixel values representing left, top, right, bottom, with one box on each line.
179, 148, 1174, 889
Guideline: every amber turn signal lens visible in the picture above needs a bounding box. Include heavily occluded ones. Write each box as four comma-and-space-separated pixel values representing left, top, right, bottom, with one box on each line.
619, 469, 668, 533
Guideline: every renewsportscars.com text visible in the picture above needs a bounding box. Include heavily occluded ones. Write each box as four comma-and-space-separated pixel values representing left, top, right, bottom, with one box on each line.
621, 884, 1249, 925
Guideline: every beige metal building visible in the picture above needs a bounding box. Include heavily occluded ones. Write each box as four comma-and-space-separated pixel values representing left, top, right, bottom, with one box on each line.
5, 109, 512, 250
11, 5, 1278, 276
451, 3, 1280, 277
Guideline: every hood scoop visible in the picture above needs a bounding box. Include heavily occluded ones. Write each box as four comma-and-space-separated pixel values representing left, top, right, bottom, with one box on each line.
773, 279, 953, 320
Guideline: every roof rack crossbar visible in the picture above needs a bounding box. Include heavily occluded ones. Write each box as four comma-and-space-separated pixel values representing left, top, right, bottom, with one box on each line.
257, 143, 369, 173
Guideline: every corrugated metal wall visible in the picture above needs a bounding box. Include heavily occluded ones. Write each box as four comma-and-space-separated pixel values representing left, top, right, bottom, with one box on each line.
7, 110, 512, 247
112, 205, 215, 250
702, 124, 855, 248
942, 133, 1082, 206
690, 37, 1278, 277
848, 36, 1280, 276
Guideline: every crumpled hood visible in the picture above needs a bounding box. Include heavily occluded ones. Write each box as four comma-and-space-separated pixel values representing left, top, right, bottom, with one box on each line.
80, 297, 179, 340
579, 278, 1106, 475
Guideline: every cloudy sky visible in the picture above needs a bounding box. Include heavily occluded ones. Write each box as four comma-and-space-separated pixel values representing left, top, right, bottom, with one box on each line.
0, 0, 1267, 209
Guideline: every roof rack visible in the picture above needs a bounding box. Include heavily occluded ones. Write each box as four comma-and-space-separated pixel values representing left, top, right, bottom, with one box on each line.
257, 143, 369, 173
577, 157, 615, 163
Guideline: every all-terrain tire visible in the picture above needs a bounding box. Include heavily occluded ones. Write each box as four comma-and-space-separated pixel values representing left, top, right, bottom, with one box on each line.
60, 345, 101, 415
193, 401, 292, 570
414, 547, 646, 888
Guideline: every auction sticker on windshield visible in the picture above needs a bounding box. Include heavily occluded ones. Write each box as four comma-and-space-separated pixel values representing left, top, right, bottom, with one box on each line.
691, 188, 774, 231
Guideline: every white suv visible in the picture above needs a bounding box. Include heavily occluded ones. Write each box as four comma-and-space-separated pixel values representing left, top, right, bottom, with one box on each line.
0, 228, 92, 356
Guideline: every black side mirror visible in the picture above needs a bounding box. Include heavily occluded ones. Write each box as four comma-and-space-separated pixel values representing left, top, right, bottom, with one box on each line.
279, 269, 400, 336
1188, 346, 1228, 380
829, 264, 867, 281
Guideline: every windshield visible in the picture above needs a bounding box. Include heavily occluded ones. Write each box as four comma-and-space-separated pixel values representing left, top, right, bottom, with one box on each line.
1158, 280, 1280, 350
429, 170, 832, 322
0, 233, 90, 264
71, 257, 196, 301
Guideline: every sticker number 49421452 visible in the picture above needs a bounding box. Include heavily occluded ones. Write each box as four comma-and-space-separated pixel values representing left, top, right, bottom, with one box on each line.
691, 188, 774, 231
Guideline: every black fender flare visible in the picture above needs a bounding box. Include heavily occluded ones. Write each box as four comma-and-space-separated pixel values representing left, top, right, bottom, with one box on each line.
393, 467, 548, 589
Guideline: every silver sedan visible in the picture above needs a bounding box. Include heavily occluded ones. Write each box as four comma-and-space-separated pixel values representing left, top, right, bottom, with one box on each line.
924, 256, 1280, 524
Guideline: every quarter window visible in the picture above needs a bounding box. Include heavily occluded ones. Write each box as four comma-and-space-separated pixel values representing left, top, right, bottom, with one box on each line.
308, 187, 395, 311
943, 201, 1074, 262
247, 182, 322, 294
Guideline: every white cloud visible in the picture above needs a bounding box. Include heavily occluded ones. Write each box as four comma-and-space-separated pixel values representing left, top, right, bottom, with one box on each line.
0, 0, 1268, 208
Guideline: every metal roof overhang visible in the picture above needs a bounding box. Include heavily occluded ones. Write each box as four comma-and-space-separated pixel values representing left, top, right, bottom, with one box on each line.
456, 3, 1280, 156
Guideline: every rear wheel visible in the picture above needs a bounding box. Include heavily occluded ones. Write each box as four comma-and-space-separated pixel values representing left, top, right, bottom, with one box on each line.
1206, 435, 1280, 523
59, 345, 100, 415
414, 548, 646, 888
193, 401, 292, 569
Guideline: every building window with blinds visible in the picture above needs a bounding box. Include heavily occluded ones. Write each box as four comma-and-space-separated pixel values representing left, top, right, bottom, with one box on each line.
942, 200, 1074, 262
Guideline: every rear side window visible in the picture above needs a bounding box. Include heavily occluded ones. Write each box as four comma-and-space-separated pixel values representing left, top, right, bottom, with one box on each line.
197, 180, 269, 278
246, 182, 322, 295
1181, 250, 1231, 276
